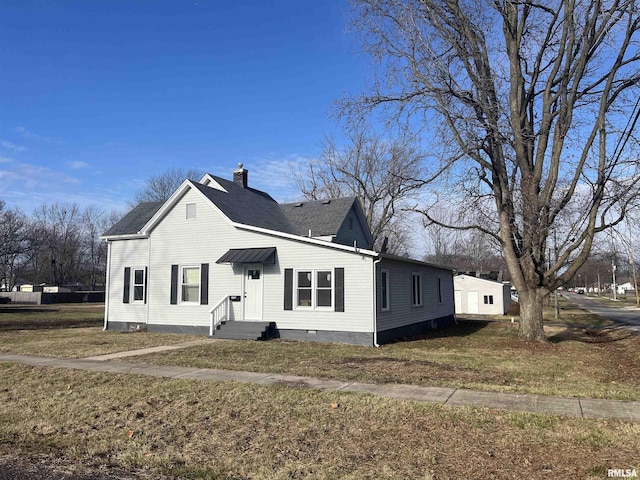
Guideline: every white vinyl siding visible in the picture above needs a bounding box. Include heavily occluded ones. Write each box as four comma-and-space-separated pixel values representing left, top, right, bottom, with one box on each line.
106, 239, 149, 326
334, 206, 372, 249
376, 259, 454, 332
143, 187, 374, 332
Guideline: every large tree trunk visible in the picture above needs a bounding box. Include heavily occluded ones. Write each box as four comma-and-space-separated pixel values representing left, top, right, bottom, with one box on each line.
517, 289, 547, 342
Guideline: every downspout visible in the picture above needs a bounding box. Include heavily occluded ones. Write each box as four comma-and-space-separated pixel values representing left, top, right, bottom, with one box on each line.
146, 235, 151, 326
103, 240, 112, 330
373, 255, 382, 347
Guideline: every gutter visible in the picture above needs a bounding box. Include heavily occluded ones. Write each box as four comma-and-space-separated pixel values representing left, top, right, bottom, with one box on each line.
103, 240, 111, 331
373, 255, 382, 347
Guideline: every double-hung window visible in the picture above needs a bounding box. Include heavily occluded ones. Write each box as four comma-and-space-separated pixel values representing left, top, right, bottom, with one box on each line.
484, 295, 494, 305
170, 263, 208, 305
412, 273, 422, 307
133, 269, 145, 302
123, 266, 147, 304
297, 271, 313, 307
296, 269, 333, 309
181, 266, 200, 303
316, 271, 332, 307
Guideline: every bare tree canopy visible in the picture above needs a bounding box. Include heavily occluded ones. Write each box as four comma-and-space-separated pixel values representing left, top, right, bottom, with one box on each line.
133, 167, 204, 204
344, 0, 640, 341
295, 127, 425, 253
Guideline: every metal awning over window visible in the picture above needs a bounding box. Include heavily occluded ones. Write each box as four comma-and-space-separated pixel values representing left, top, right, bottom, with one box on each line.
216, 247, 277, 264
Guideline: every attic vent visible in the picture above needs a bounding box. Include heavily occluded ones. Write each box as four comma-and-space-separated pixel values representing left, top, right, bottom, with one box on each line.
322, 200, 331, 205
294, 202, 303, 207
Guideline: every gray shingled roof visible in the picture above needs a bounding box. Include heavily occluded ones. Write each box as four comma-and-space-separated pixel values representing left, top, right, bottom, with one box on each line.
104, 176, 365, 240
102, 201, 163, 237
279, 197, 357, 237
191, 178, 295, 233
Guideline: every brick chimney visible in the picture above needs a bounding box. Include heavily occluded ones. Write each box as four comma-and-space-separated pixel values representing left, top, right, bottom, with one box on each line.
233, 163, 248, 188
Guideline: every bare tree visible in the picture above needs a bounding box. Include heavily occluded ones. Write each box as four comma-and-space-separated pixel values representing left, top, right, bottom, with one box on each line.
344, 0, 640, 341
80, 206, 115, 290
295, 127, 426, 253
0, 201, 28, 291
31, 203, 83, 286
133, 167, 204, 204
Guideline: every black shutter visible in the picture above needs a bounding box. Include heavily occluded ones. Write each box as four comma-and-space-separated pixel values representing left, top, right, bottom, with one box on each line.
200, 263, 209, 305
144, 267, 148, 304
170, 265, 179, 305
123, 267, 131, 304
284, 268, 293, 310
335, 267, 344, 312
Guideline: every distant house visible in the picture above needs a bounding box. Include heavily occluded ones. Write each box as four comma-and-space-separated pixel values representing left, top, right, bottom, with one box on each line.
454, 275, 511, 315
101, 165, 455, 345
616, 282, 635, 295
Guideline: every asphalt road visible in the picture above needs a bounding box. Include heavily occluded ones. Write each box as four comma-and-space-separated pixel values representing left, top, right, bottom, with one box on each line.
564, 292, 640, 330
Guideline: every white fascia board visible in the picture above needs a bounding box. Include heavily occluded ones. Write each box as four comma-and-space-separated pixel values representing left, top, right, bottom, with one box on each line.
454, 274, 505, 286
139, 179, 192, 235
139, 179, 235, 235
99, 233, 148, 241
198, 174, 228, 192
232, 222, 379, 257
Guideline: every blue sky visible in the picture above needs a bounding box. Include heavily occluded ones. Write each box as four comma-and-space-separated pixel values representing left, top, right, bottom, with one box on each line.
0, 0, 369, 214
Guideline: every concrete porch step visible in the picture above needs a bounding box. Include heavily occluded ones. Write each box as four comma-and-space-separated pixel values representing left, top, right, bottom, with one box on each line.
213, 321, 275, 341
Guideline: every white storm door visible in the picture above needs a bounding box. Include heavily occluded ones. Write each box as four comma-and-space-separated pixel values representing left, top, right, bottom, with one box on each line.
243, 264, 263, 321
467, 291, 479, 314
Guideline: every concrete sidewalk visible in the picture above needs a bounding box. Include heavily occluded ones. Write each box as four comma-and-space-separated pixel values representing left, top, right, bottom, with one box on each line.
1, 352, 639, 421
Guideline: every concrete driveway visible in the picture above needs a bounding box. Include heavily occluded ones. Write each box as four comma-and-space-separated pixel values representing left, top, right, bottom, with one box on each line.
564, 292, 640, 331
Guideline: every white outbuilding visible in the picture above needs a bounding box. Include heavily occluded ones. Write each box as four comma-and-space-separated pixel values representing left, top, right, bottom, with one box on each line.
454, 275, 511, 315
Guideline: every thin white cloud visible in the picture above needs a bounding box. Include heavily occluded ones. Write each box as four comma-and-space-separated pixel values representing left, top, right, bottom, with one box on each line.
247, 154, 310, 202
68, 160, 89, 169
11, 126, 56, 144
0, 162, 83, 212
1, 140, 27, 152
0, 156, 12, 163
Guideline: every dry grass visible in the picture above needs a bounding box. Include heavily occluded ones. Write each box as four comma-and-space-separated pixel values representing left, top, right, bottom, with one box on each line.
0, 327, 204, 358
0, 304, 202, 358
1, 304, 638, 401
0, 304, 105, 331
125, 321, 640, 401
0, 363, 637, 479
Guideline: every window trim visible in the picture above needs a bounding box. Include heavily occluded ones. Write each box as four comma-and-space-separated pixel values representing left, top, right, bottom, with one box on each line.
294, 268, 334, 310
132, 268, 146, 303
412, 272, 423, 307
186, 203, 197, 219
483, 294, 494, 305
180, 265, 201, 304
381, 268, 390, 311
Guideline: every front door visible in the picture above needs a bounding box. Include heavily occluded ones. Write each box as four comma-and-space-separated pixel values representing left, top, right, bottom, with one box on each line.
243, 264, 263, 321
